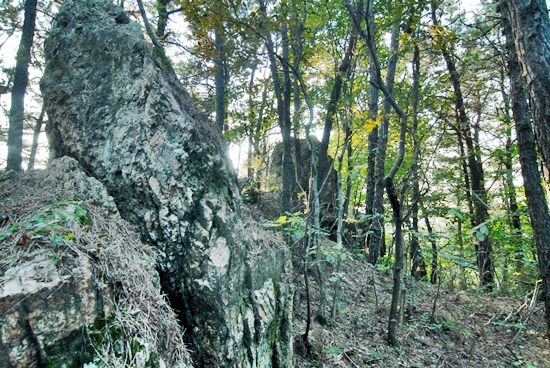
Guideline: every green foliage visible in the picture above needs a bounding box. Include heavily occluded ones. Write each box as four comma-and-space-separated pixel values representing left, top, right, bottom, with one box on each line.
265, 213, 307, 240
322, 346, 343, 354
376, 254, 394, 272
0, 201, 91, 243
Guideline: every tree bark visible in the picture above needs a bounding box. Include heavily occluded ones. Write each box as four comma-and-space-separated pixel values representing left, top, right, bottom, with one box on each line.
502, 0, 550, 334
504, 0, 550, 191
431, 1, 494, 290
214, 26, 226, 132
260, 0, 293, 213
364, 0, 379, 260
155, 0, 171, 39
6, 0, 38, 171
424, 216, 438, 285
317, 32, 357, 195
368, 6, 401, 264
27, 103, 46, 170
385, 177, 404, 347
410, 43, 427, 281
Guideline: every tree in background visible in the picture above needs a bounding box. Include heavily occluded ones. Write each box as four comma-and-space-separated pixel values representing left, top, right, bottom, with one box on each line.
6, 0, 38, 171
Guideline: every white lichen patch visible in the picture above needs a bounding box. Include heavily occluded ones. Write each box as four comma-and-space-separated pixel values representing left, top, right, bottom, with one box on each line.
2, 253, 69, 297
148, 176, 161, 197
194, 279, 213, 291
209, 237, 230, 274
253, 280, 276, 325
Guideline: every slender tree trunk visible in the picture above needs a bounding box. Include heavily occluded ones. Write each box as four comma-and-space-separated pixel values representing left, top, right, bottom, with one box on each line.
292, 20, 303, 209
502, 0, 550, 334
499, 73, 522, 237
347, 0, 409, 344
367, 7, 400, 264
281, 24, 295, 212
260, 0, 293, 213
331, 139, 349, 321
364, 0, 379, 257
410, 43, 427, 280
317, 33, 357, 195
385, 177, 405, 346
27, 103, 46, 170
431, 2, 494, 290
6, 0, 38, 171
155, 0, 171, 39
214, 27, 226, 132
424, 216, 438, 285
245, 65, 258, 179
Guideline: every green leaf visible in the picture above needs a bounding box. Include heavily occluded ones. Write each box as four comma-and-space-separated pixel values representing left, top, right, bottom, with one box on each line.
322, 347, 343, 354
448, 209, 463, 220
480, 224, 489, 236
476, 231, 485, 241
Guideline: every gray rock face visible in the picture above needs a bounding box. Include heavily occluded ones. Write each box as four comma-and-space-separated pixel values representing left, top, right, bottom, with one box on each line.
0, 249, 109, 367
40, 0, 292, 366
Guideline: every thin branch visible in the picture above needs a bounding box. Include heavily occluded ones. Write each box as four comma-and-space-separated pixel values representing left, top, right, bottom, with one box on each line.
136, 0, 163, 50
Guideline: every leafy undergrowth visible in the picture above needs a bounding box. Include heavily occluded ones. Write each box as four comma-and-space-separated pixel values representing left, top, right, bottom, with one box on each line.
292, 248, 550, 368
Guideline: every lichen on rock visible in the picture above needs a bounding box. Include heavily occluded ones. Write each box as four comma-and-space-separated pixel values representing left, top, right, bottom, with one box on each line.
40, 0, 292, 366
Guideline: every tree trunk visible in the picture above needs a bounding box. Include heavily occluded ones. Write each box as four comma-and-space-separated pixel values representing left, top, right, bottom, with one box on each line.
214, 27, 226, 132
27, 103, 46, 170
410, 44, 427, 281
6, 0, 38, 171
385, 177, 405, 347
155, 0, 171, 39
504, 0, 550, 191
431, 2, 494, 290
502, 0, 550, 334
317, 32, 357, 195
364, 0, 379, 259
367, 8, 400, 264
281, 23, 295, 213
424, 216, 438, 285
260, 0, 293, 213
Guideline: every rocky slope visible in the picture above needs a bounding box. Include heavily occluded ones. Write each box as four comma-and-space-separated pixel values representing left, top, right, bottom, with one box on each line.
0, 158, 190, 367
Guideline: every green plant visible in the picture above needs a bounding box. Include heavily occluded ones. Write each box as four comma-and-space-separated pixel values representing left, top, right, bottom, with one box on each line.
376, 254, 394, 272
322, 346, 343, 354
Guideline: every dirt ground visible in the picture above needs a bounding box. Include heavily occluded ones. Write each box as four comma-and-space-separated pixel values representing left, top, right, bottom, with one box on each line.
291, 251, 550, 368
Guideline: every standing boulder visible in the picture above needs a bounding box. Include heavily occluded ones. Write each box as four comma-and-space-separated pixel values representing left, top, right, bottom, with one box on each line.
40, 0, 292, 366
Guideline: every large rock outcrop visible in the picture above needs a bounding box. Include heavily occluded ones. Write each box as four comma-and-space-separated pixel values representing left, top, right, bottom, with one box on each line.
40, 0, 292, 366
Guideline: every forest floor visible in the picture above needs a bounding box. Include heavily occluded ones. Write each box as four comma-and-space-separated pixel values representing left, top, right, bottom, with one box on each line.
290, 244, 550, 368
